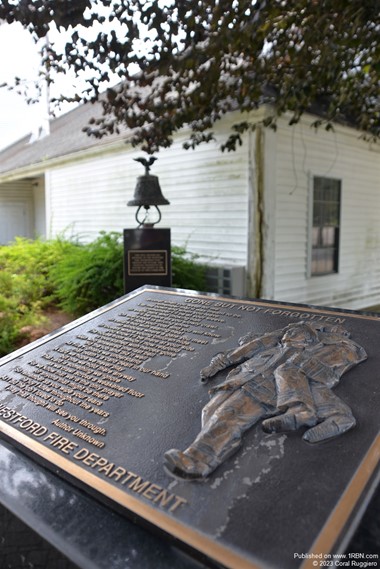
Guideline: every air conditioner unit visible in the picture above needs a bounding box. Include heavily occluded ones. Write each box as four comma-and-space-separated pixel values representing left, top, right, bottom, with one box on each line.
205, 265, 246, 297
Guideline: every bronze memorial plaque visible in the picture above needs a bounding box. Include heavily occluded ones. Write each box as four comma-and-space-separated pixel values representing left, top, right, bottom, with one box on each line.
128, 250, 168, 276
0, 287, 379, 569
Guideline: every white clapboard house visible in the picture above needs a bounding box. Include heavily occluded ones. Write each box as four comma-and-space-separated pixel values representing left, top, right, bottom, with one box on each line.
0, 99, 379, 310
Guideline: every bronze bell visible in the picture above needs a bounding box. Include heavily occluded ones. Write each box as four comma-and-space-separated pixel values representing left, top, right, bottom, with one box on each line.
128, 157, 170, 226
127, 174, 170, 207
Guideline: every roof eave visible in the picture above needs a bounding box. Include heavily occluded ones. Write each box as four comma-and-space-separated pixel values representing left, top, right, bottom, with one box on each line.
0, 136, 131, 183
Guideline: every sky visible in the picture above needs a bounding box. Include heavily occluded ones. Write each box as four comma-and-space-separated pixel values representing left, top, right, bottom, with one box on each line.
0, 22, 48, 150
0, 21, 86, 152
0, 17, 132, 152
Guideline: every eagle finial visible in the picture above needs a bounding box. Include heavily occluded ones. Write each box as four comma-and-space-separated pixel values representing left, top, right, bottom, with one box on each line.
134, 156, 157, 175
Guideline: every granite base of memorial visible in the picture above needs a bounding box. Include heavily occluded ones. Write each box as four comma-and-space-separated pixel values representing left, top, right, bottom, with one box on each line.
0, 286, 379, 569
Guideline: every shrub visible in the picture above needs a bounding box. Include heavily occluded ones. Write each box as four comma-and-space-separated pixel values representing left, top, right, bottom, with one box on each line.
0, 236, 77, 305
0, 233, 207, 354
0, 294, 47, 356
51, 234, 206, 316
0, 237, 76, 355
172, 246, 206, 291
50, 232, 124, 315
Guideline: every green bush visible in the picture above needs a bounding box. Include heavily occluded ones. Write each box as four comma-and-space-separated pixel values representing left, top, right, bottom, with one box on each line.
51, 234, 206, 316
0, 295, 25, 356
50, 232, 124, 315
0, 236, 77, 305
172, 246, 206, 291
0, 294, 47, 356
0, 236, 76, 356
0, 232, 207, 354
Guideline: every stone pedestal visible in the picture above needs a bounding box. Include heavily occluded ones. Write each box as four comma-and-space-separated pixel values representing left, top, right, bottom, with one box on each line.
123, 229, 171, 293
0, 440, 207, 569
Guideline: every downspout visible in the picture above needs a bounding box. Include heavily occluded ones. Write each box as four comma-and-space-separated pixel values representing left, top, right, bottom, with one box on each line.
247, 125, 265, 298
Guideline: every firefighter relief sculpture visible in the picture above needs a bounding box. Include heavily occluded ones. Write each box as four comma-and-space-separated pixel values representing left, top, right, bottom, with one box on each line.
164, 321, 367, 479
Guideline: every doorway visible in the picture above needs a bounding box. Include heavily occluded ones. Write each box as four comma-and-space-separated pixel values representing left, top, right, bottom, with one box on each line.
0, 202, 32, 244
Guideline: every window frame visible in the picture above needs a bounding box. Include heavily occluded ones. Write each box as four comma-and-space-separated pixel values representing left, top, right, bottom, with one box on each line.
307, 174, 342, 278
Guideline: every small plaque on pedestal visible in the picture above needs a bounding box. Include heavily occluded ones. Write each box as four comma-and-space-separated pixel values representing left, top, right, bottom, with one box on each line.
0, 287, 379, 569
123, 229, 171, 292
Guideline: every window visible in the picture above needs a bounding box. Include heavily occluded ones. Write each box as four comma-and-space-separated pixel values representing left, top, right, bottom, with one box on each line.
311, 176, 341, 276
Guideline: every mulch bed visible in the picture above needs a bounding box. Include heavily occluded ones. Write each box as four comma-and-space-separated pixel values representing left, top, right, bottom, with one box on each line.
18, 309, 74, 347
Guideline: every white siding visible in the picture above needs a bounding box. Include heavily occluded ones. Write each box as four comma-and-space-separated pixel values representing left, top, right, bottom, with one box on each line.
47, 115, 250, 268
0, 180, 34, 241
269, 115, 380, 310
23, 108, 380, 309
